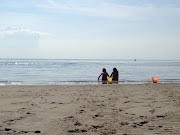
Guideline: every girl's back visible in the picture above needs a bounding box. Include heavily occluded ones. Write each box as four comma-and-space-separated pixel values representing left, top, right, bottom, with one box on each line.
98, 68, 109, 81
112, 71, 118, 81
102, 72, 108, 80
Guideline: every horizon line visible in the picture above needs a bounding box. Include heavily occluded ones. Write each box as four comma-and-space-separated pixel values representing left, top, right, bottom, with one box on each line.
0, 58, 180, 61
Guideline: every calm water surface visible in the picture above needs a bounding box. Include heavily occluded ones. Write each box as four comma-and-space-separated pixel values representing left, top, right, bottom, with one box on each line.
0, 59, 180, 85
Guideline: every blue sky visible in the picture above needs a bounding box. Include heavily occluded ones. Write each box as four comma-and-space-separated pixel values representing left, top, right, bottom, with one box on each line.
0, 0, 180, 59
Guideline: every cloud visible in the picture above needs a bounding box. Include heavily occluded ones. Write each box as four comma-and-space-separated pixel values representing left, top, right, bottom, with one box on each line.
0, 26, 49, 36
1, 0, 180, 21
37, 0, 180, 20
0, 26, 49, 48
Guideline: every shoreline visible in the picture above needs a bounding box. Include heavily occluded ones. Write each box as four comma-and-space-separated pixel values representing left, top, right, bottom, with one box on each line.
0, 83, 180, 134
0, 81, 180, 86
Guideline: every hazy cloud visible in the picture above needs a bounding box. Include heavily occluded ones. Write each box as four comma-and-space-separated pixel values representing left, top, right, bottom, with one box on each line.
37, 0, 180, 20
0, 26, 49, 48
0, 26, 49, 36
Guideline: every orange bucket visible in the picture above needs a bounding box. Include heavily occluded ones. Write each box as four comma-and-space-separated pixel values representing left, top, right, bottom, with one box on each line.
152, 77, 158, 83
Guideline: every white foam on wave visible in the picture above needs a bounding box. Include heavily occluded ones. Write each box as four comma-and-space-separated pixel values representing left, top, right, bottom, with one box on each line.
11, 82, 22, 85
48, 82, 56, 84
14, 62, 34, 65
0, 62, 35, 65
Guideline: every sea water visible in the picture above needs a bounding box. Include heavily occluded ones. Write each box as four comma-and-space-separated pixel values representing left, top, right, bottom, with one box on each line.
0, 59, 180, 85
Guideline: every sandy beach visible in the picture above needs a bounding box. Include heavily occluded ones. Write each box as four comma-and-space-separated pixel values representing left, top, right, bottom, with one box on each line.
0, 83, 180, 135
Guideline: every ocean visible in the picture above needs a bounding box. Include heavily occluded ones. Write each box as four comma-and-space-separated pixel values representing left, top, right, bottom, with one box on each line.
0, 59, 180, 85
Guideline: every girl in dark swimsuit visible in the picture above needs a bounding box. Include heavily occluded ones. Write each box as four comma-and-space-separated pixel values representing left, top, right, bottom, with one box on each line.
98, 68, 109, 81
110, 68, 119, 81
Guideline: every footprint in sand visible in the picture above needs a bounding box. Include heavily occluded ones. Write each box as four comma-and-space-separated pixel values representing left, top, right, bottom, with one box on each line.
64, 116, 74, 121
74, 121, 83, 126
121, 122, 129, 126
156, 115, 165, 118
4, 128, 11, 131
119, 108, 123, 111
79, 110, 85, 113
93, 114, 104, 118
34, 130, 41, 133
91, 125, 104, 129
133, 121, 148, 127
68, 129, 87, 133
20, 131, 28, 133
149, 109, 156, 113
80, 105, 86, 108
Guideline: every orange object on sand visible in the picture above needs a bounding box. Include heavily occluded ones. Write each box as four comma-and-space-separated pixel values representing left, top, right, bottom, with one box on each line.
152, 77, 158, 83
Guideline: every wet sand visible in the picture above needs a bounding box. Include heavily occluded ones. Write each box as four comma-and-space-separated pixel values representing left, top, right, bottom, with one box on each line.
0, 83, 180, 135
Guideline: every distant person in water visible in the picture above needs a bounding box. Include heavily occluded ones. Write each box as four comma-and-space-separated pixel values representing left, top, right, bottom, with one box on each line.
110, 68, 118, 81
98, 68, 109, 81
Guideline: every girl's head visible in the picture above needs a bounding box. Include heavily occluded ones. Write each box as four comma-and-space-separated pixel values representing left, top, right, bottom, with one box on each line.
113, 68, 118, 72
102, 68, 106, 72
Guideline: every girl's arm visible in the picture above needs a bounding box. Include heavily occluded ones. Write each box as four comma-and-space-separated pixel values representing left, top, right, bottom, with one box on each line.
98, 73, 102, 80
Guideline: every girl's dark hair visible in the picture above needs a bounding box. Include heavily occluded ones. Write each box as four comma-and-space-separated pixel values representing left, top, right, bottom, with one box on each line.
102, 68, 106, 72
113, 68, 118, 72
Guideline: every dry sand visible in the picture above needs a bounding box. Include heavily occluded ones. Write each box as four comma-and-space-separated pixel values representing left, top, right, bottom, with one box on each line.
0, 83, 180, 135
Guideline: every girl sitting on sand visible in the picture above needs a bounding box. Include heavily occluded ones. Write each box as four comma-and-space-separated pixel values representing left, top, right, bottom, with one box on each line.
110, 68, 118, 81
98, 68, 109, 81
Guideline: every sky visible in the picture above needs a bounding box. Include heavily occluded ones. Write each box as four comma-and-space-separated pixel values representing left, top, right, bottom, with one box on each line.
0, 0, 180, 59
